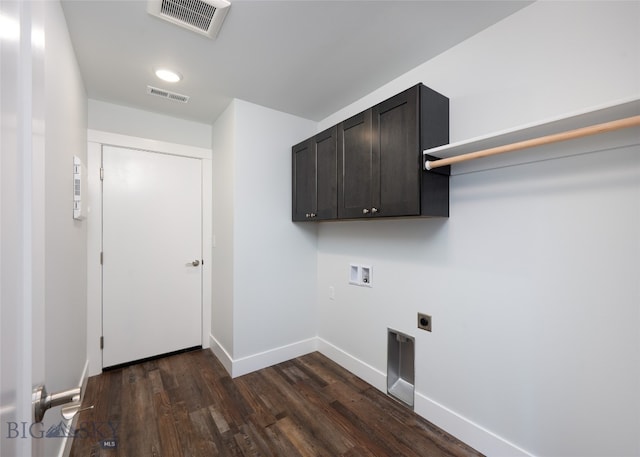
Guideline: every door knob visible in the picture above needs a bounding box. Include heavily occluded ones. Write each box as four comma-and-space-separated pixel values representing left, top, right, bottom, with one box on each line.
192, 260, 200, 267
362, 208, 370, 214
33, 385, 81, 423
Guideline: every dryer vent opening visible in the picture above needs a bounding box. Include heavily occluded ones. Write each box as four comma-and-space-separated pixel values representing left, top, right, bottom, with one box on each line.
387, 329, 415, 409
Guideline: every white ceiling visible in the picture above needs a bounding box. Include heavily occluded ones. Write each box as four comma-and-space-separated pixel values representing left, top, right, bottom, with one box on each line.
61, 0, 532, 125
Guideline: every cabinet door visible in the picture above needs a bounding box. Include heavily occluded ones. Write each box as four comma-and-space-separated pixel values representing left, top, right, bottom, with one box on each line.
338, 110, 373, 219
372, 85, 420, 217
292, 139, 315, 221
315, 126, 338, 220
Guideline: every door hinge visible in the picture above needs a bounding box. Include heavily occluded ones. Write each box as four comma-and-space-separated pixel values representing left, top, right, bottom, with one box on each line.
100, 167, 104, 181
100, 252, 103, 265
100, 336, 104, 350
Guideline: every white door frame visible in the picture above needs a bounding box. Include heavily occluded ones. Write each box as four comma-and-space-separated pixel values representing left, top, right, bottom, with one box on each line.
86, 130, 212, 376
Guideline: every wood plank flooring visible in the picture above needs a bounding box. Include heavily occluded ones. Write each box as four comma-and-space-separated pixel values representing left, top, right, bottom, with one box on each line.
69, 349, 483, 457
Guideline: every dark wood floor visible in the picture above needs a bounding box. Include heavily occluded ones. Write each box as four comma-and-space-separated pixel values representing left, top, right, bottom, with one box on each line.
70, 349, 483, 457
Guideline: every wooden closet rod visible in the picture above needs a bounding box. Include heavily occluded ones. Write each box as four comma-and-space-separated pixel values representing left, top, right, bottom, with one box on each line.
424, 115, 640, 170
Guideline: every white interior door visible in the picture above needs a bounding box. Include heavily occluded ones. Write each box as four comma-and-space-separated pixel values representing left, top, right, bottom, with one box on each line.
102, 146, 202, 368
1, 2, 45, 455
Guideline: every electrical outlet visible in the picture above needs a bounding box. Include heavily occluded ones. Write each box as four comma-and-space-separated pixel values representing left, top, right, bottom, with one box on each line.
417, 313, 432, 332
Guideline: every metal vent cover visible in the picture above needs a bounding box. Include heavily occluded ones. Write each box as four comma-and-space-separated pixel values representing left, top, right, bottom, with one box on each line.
146, 85, 190, 103
148, 0, 230, 38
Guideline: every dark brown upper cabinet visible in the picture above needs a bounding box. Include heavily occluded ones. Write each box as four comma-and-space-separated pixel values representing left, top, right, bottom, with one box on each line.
292, 126, 338, 221
338, 84, 450, 219
292, 83, 449, 222
336, 110, 374, 219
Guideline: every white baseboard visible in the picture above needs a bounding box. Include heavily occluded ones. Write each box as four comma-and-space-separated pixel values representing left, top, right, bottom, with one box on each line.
316, 337, 387, 392
79, 359, 90, 399
316, 337, 534, 457
208, 335, 534, 456
414, 392, 534, 457
209, 334, 318, 378
59, 359, 90, 457
209, 334, 234, 375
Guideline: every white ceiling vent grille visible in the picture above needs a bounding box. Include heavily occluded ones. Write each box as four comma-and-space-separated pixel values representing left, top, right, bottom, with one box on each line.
148, 0, 231, 39
147, 85, 190, 103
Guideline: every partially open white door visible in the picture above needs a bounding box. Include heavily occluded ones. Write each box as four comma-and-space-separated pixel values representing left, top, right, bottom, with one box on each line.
102, 146, 202, 368
0, 2, 45, 455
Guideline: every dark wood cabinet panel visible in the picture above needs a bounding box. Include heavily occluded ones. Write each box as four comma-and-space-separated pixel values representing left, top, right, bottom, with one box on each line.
292, 126, 337, 221
419, 85, 450, 217
337, 111, 373, 219
294, 83, 449, 222
292, 139, 315, 221
315, 127, 338, 220
373, 85, 420, 217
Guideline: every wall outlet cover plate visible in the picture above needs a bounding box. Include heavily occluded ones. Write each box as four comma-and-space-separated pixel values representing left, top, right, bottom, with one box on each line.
417, 313, 432, 332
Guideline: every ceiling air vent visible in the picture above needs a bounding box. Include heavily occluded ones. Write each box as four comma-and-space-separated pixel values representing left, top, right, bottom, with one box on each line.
147, 85, 190, 103
148, 0, 231, 39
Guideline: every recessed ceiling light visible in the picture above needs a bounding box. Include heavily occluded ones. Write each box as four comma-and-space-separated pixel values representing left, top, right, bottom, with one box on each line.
155, 68, 182, 83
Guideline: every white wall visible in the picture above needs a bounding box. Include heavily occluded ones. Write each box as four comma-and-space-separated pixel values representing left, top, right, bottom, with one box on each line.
88, 99, 212, 149
232, 100, 317, 360
42, 2, 89, 456
44, 0, 88, 391
316, 2, 639, 457
319, 2, 640, 139
211, 101, 236, 364
210, 99, 318, 376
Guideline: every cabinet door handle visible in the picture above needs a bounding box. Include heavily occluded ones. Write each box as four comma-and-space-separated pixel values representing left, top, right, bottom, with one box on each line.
362, 208, 370, 214
310, 213, 316, 218
371, 207, 379, 213
305, 213, 310, 218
